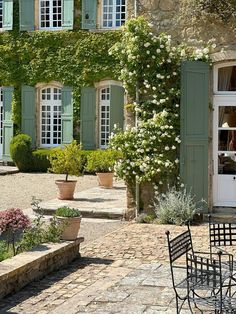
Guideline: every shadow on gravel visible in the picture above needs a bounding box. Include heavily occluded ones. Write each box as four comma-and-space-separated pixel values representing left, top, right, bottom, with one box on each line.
0, 256, 114, 313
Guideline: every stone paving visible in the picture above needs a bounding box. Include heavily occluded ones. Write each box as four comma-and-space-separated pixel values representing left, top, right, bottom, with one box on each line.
0, 223, 218, 314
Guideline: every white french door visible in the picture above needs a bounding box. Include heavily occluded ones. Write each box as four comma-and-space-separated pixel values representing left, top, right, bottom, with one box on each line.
213, 96, 236, 206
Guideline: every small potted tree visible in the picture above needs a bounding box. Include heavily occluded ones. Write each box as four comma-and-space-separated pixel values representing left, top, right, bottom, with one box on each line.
55, 206, 82, 240
48, 141, 82, 200
86, 150, 120, 188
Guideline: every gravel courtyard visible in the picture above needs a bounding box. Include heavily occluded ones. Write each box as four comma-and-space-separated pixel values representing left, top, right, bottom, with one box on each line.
0, 173, 98, 211
0, 172, 125, 243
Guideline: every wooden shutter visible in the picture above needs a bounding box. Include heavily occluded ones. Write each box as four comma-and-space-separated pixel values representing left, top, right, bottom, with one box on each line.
180, 61, 209, 209
81, 0, 97, 30
21, 85, 36, 147
62, 0, 74, 29
80, 87, 96, 149
19, 0, 35, 31
2, 87, 13, 161
110, 85, 124, 132
61, 86, 73, 144
3, 0, 13, 30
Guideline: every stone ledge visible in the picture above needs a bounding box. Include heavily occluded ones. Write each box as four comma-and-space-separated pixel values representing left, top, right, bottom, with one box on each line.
0, 237, 84, 299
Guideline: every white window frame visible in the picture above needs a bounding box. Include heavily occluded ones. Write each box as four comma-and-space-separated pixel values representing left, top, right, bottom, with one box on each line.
101, 0, 126, 29
99, 87, 110, 149
214, 62, 236, 95
40, 86, 62, 148
39, 0, 63, 30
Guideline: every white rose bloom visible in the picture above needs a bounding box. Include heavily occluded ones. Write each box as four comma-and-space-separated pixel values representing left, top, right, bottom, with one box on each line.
203, 47, 209, 54
144, 42, 150, 48
175, 159, 179, 164
156, 49, 161, 53
165, 146, 170, 151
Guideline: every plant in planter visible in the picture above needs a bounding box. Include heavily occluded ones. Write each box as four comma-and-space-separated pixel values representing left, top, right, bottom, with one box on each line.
86, 150, 121, 188
0, 208, 31, 256
48, 141, 82, 200
55, 206, 82, 240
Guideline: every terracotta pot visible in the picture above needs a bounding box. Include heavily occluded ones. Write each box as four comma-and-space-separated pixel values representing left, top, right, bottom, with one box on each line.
96, 172, 114, 188
57, 216, 82, 240
55, 180, 77, 200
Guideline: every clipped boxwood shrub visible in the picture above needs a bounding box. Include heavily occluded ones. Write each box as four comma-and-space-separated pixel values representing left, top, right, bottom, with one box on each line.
10, 134, 33, 172
32, 149, 53, 172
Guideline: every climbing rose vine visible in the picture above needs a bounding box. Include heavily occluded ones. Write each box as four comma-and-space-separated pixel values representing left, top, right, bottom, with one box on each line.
109, 17, 211, 188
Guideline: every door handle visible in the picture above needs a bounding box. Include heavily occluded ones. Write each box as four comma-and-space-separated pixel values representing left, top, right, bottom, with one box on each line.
233, 177, 236, 180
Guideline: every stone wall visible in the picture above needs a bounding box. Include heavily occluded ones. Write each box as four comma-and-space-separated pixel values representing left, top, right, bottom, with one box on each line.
0, 238, 84, 299
127, 0, 236, 52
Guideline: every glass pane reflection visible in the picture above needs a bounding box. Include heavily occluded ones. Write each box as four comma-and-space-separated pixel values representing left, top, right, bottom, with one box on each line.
219, 106, 236, 127
218, 153, 236, 174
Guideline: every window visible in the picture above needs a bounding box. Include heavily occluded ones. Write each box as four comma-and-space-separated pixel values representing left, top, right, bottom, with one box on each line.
39, 0, 62, 29
40, 87, 62, 147
102, 0, 126, 28
0, 88, 3, 147
99, 87, 110, 148
0, 0, 3, 28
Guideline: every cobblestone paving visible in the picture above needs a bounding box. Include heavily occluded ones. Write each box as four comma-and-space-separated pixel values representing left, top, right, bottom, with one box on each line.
0, 223, 223, 313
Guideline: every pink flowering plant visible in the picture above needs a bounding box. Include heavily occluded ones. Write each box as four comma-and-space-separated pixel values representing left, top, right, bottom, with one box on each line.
0, 208, 31, 255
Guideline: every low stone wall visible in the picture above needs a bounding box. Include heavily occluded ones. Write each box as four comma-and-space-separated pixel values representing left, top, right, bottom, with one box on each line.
0, 237, 84, 299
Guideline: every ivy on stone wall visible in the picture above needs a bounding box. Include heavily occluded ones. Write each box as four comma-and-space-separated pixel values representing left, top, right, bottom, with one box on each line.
0, 29, 121, 132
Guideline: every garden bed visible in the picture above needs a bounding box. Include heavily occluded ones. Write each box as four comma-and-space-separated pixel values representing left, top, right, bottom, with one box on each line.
0, 237, 84, 299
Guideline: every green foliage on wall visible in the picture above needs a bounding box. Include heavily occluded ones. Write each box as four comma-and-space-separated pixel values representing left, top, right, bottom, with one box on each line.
0, 26, 121, 132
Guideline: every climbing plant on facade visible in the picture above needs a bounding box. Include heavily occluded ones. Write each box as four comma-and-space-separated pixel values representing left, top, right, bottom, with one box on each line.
0, 30, 122, 131
109, 17, 211, 190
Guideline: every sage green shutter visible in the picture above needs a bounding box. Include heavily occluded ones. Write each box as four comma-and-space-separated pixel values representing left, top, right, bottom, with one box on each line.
180, 61, 209, 209
81, 0, 97, 29
19, 0, 35, 31
62, 0, 74, 29
81, 87, 96, 149
2, 87, 14, 161
3, 0, 13, 30
21, 85, 36, 147
110, 85, 124, 132
61, 86, 73, 144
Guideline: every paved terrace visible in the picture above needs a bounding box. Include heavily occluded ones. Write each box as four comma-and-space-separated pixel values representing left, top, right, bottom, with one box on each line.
0, 223, 221, 314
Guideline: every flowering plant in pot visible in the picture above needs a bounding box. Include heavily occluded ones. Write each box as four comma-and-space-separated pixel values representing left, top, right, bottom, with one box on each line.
55, 206, 82, 240
86, 150, 121, 188
48, 141, 82, 200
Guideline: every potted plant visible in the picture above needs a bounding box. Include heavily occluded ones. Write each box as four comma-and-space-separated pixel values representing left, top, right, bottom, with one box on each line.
55, 206, 82, 240
48, 141, 82, 200
86, 150, 121, 188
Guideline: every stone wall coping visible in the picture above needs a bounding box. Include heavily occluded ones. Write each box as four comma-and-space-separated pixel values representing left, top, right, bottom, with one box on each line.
0, 237, 84, 299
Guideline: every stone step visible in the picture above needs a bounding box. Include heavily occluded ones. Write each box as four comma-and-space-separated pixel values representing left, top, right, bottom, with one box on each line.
204, 213, 236, 223
0, 165, 19, 175
33, 183, 126, 220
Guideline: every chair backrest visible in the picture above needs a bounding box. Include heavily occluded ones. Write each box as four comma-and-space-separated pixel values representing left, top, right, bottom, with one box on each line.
166, 226, 194, 265
186, 252, 222, 290
208, 215, 236, 248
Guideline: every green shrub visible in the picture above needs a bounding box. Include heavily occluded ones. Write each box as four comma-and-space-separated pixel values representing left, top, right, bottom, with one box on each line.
154, 187, 203, 226
32, 149, 53, 172
55, 206, 81, 217
79, 150, 94, 173
86, 150, 122, 173
10, 134, 33, 172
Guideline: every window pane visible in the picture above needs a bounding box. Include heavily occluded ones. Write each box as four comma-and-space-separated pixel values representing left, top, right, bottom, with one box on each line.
218, 66, 236, 91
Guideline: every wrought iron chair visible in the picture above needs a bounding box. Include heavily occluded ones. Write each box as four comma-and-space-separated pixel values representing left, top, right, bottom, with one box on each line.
208, 215, 236, 274
186, 251, 236, 313
166, 226, 234, 313
165, 227, 196, 314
